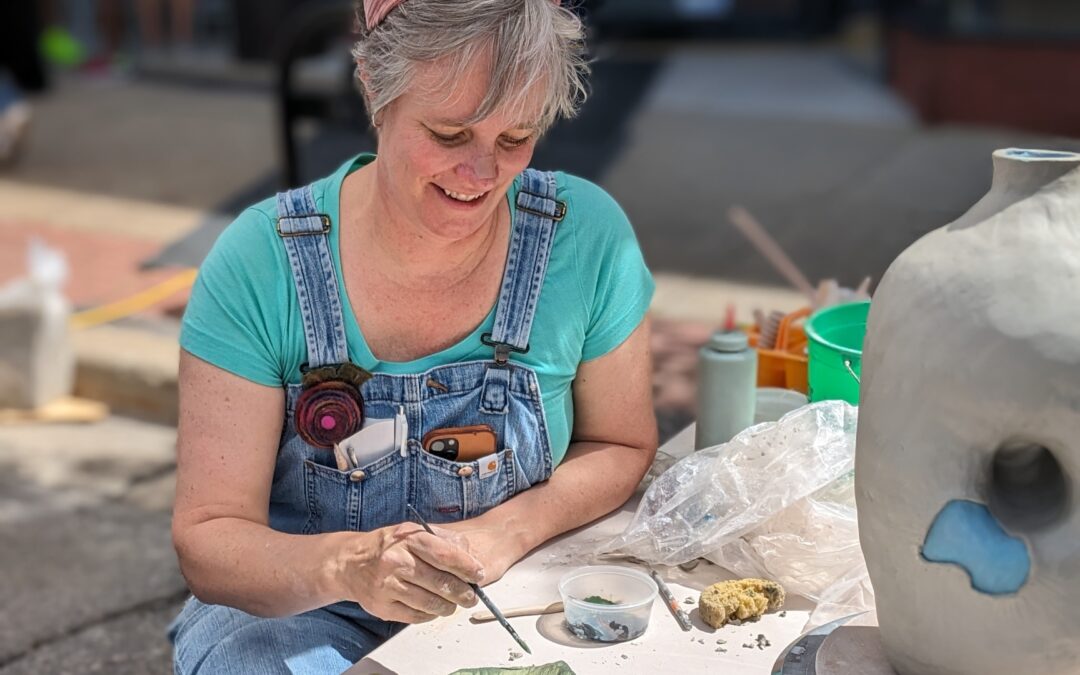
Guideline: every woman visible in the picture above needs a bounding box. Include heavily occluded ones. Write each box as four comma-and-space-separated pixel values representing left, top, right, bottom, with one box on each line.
169, 0, 657, 671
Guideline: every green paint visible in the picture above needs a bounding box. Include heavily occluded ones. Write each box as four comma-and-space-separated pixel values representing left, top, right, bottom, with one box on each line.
448, 661, 577, 675
582, 595, 617, 605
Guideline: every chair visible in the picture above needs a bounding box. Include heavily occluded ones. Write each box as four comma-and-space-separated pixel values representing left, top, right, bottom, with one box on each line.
275, 1, 368, 188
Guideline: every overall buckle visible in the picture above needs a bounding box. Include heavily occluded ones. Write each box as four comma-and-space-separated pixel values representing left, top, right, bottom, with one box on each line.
515, 200, 566, 222
276, 214, 331, 237
481, 333, 529, 366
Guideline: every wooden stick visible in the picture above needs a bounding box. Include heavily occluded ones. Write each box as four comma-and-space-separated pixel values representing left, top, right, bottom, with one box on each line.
469, 601, 564, 624
728, 206, 816, 301
855, 275, 873, 298
0, 397, 108, 425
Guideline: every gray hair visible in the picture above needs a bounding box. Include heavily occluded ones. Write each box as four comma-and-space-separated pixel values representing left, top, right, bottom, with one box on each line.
352, 0, 589, 133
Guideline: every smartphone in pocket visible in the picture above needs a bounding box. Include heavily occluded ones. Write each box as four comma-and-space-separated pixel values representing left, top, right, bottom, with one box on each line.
422, 424, 496, 462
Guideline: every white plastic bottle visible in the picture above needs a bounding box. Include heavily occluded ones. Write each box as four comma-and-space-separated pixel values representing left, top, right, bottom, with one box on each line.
694, 330, 757, 450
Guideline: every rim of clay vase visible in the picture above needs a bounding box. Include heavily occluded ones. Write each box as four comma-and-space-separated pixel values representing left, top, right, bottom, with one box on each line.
996, 148, 1080, 161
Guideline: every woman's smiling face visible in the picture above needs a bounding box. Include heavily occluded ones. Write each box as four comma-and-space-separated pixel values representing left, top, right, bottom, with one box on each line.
372, 56, 544, 242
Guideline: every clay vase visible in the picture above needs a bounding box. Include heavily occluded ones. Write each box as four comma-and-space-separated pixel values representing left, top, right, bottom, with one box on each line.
856, 148, 1080, 675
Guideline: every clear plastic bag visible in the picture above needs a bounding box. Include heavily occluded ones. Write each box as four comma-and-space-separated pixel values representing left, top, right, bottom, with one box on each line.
601, 401, 874, 628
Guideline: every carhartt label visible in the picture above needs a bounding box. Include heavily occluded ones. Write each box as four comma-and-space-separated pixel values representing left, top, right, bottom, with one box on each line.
478, 454, 499, 479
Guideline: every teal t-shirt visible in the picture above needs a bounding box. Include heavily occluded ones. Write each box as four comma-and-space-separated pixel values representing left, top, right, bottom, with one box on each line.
180, 154, 654, 465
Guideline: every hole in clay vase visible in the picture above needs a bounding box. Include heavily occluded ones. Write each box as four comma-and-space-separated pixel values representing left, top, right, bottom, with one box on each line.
989, 442, 1068, 531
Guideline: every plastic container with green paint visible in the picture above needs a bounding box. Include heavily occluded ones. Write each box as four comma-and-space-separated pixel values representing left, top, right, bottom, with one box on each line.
558, 566, 657, 642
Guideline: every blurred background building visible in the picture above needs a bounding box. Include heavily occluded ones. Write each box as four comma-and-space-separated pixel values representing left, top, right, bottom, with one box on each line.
5, 0, 1080, 287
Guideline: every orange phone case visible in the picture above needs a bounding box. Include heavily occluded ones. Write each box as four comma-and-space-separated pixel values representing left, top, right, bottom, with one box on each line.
422, 424, 497, 461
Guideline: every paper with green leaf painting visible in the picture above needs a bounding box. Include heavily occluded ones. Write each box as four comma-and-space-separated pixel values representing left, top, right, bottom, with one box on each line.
448, 661, 576, 675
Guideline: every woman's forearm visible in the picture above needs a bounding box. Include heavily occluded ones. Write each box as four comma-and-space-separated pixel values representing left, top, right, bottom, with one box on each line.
173, 441, 655, 617
173, 518, 364, 618
484, 440, 657, 559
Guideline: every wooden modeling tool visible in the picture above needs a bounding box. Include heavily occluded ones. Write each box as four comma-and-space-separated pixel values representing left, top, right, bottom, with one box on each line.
406, 504, 532, 655
470, 602, 564, 623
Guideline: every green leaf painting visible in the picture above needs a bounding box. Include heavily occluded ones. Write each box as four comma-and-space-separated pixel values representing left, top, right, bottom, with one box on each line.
448, 661, 577, 675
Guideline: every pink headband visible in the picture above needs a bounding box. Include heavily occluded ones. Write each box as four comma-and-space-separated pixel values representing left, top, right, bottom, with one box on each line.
364, 0, 560, 30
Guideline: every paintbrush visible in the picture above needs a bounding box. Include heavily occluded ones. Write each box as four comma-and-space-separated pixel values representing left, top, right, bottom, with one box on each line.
649, 569, 693, 631
406, 504, 532, 655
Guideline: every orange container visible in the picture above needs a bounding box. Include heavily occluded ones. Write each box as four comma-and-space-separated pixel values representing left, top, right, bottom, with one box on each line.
746, 307, 810, 393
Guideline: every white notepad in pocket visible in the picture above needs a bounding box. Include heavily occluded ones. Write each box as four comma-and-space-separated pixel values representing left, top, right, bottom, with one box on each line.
337, 408, 408, 468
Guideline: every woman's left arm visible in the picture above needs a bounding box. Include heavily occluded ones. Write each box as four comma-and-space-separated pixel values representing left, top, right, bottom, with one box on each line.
440, 316, 658, 582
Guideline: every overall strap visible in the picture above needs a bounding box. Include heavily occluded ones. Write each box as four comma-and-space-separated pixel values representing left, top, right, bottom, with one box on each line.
483, 168, 565, 364
275, 185, 349, 369
479, 168, 565, 414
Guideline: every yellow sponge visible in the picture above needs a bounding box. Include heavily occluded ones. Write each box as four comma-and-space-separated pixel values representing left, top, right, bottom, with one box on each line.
698, 578, 785, 628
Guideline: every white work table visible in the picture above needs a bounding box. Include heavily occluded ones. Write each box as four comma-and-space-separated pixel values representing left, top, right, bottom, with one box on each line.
349, 426, 817, 674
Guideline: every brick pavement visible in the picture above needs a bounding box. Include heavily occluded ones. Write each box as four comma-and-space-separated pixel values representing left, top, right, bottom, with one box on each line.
0, 217, 192, 317
0, 180, 205, 322
651, 316, 715, 442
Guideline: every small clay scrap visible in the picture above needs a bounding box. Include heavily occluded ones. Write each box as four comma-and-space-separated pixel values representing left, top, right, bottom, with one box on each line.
698, 578, 786, 629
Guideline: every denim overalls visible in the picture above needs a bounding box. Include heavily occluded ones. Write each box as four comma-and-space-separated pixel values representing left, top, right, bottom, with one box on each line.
170, 169, 565, 675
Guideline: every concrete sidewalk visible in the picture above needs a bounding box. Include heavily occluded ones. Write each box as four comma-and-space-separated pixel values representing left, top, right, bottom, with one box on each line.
0, 414, 184, 675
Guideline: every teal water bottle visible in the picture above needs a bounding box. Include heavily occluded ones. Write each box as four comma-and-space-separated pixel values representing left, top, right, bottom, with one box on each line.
695, 330, 757, 450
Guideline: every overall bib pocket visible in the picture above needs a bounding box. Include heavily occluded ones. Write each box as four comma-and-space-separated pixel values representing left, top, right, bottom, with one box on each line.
269, 168, 564, 539
285, 361, 555, 534
300, 448, 409, 534
411, 444, 518, 523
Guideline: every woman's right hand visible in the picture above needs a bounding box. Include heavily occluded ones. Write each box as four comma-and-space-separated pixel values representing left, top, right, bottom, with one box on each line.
339, 522, 486, 624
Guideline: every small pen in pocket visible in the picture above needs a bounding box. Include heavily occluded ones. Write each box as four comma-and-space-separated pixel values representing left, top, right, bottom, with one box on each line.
396, 406, 408, 457
333, 443, 351, 471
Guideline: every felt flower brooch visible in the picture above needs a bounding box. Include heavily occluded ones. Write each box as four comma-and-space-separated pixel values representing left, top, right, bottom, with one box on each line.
294, 362, 372, 448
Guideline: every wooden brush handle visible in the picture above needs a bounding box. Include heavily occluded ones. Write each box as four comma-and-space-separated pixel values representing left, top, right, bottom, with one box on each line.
469, 601, 564, 623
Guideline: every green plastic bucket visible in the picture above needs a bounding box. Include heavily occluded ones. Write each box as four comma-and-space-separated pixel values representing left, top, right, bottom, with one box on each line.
804, 301, 870, 404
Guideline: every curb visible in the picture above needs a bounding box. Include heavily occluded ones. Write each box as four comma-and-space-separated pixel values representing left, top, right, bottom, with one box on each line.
73, 323, 180, 426
650, 272, 806, 324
